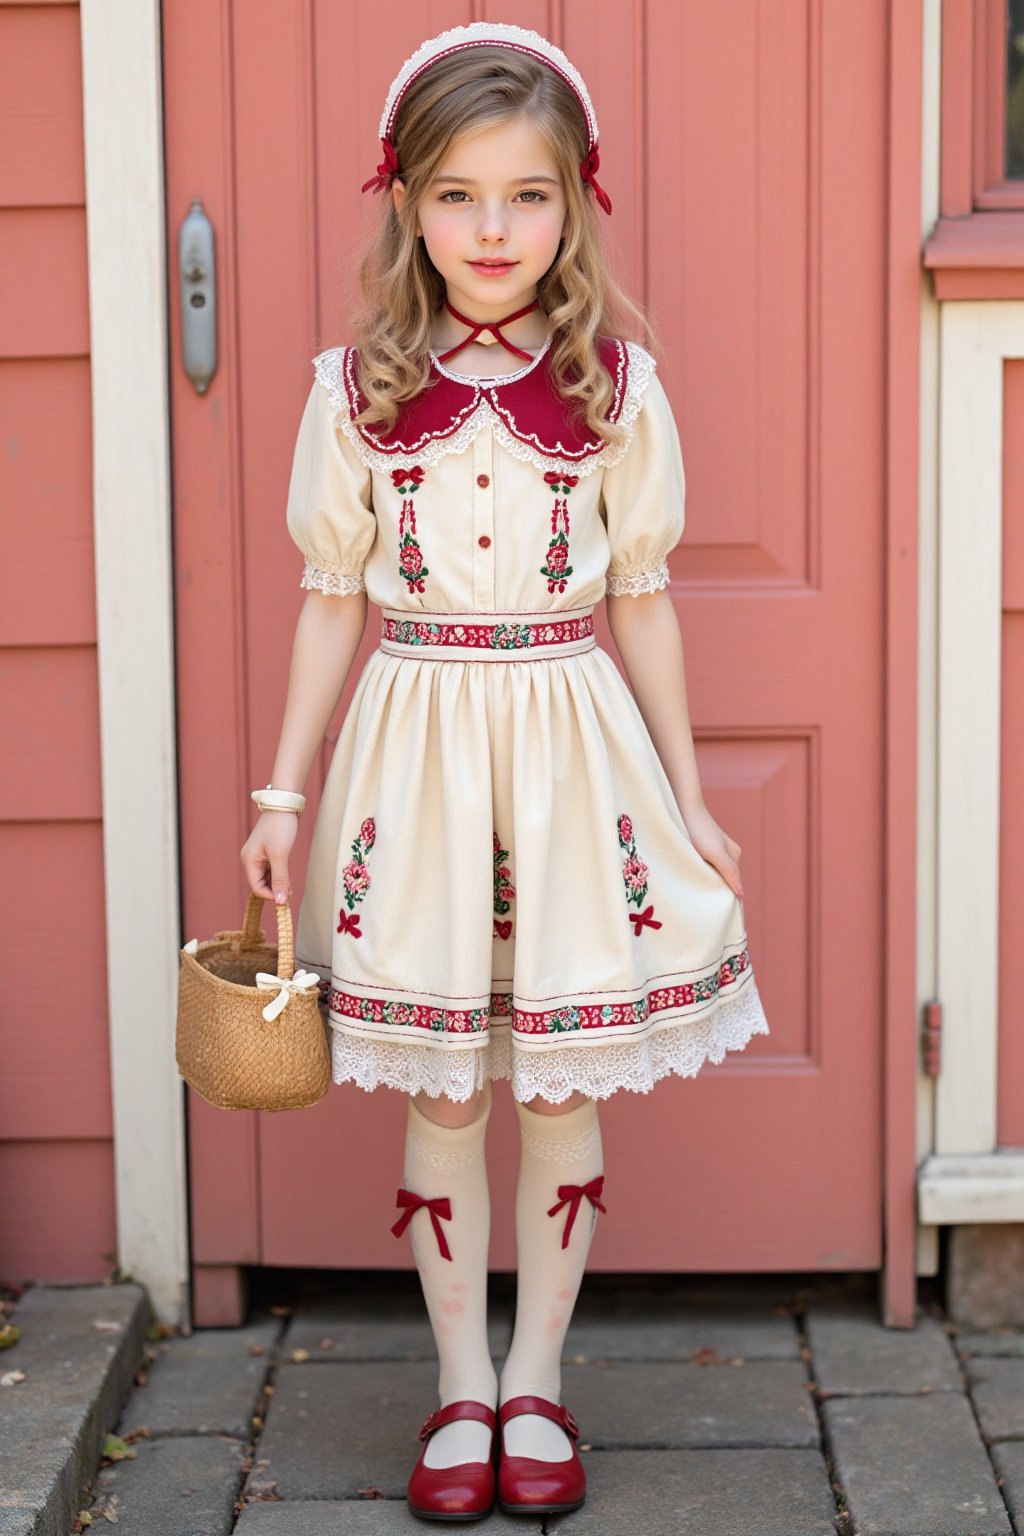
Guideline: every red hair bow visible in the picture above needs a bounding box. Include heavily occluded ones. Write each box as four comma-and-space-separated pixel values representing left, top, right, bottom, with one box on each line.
579, 147, 612, 215
362, 137, 400, 195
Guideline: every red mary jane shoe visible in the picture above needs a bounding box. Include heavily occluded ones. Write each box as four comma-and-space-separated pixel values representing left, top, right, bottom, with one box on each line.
406, 1399, 499, 1522
497, 1394, 587, 1516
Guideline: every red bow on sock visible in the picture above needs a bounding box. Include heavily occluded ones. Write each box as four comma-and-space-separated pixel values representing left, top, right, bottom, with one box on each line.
391, 1188, 454, 1261
547, 1175, 606, 1249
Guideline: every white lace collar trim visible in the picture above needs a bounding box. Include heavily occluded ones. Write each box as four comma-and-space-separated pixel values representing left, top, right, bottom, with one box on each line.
428, 335, 552, 387
312, 341, 656, 480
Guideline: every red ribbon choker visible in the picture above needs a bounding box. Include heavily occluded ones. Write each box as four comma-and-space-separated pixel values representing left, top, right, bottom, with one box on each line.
436, 294, 540, 364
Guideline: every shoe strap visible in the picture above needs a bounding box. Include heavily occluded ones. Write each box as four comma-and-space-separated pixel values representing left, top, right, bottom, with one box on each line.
419, 1399, 498, 1440
498, 1394, 580, 1439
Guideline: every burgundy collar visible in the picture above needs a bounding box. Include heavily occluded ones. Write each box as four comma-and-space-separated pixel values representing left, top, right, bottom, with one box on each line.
340, 336, 631, 467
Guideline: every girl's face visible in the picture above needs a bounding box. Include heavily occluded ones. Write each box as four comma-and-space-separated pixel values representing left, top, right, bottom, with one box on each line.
394, 115, 568, 318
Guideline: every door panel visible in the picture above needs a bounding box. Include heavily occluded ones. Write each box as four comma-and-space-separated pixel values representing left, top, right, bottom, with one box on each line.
167, 0, 887, 1284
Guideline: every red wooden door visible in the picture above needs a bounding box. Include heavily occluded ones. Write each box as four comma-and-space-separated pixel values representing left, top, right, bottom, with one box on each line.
165, 1, 892, 1323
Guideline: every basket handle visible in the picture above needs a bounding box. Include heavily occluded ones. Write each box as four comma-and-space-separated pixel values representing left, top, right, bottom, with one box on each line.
241, 889, 268, 947
240, 890, 297, 980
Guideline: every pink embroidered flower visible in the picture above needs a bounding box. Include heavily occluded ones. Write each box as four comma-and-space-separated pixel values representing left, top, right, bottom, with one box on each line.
616, 809, 654, 920
622, 854, 649, 895
493, 831, 515, 930
340, 813, 377, 922
400, 543, 424, 578
343, 860, 371, 898
546, 540, 569, 576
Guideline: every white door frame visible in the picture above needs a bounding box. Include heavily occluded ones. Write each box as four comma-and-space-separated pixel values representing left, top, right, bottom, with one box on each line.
80, 0, 188, 1323
918, 300, 1024, 1224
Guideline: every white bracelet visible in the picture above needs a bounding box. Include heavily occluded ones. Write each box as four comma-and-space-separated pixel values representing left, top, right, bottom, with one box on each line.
251, 783, 306, 814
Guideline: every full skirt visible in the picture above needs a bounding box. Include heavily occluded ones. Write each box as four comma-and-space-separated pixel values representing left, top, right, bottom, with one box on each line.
295, 642, 770, 1103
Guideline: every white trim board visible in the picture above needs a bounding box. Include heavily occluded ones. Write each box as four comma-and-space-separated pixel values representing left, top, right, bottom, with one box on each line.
915, 0, 942, 1278
80, 1, 188, 1323
935, 301, 1024, 1155
918, 1152, 1024, 1223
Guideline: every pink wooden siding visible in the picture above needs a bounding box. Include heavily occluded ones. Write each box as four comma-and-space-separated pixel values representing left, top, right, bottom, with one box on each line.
0, 1, 118, 1283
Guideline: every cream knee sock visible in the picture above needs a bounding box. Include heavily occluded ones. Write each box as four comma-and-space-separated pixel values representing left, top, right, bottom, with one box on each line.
499, 1096, 604, 1462
396, 1085, 498, 1469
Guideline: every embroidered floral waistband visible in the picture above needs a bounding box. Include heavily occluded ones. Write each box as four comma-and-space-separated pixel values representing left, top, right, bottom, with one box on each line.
378, 606, 596, 661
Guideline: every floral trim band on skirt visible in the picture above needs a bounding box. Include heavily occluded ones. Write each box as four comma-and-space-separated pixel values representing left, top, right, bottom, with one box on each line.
379, 605, 596, 662
325, 943, 753, 1043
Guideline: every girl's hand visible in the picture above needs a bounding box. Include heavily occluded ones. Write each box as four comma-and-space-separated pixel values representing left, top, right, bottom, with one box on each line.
680, 799, 744, 901
241, 810, 300, 905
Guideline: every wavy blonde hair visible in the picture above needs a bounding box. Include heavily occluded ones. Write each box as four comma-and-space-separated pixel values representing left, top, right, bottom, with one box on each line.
350, 46, 655, 447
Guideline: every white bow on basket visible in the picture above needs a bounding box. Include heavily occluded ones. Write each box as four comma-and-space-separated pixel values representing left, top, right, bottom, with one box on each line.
254, 969, 322, 1022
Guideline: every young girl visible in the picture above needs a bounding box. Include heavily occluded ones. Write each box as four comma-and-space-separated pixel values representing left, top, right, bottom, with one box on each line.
241, 22, 770, 1522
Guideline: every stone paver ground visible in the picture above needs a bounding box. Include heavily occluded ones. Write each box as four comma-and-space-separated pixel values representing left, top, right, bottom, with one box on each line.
59, 1268, 1024, 1534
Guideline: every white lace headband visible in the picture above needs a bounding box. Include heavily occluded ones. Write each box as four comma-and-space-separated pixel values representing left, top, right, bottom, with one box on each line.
361, 22, 612, 216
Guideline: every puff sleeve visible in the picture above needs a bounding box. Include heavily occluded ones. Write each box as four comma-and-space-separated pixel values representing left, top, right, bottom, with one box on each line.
285, 363, 376, 596
599, 363, 685, 596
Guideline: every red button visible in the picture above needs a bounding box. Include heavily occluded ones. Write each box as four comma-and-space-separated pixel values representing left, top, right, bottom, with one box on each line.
478, 534, 491, 548
477, 474, 490, 489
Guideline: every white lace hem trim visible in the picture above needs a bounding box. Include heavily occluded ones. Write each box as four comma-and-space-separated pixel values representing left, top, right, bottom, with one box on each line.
300, 558, 366, 596
311, 342, 657, 480
329, 974, 769, 1104
605, 562, 671, 596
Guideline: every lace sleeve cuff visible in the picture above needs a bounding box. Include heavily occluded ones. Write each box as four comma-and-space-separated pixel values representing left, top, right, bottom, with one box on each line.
604, 561, 671, 597
299, 558, 367, 596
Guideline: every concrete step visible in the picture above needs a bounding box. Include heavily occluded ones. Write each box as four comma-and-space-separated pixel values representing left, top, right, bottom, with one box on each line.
0, 1282, 151, 1536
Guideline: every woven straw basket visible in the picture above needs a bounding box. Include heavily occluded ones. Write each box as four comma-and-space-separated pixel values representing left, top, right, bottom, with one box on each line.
176, 890, 331, 1111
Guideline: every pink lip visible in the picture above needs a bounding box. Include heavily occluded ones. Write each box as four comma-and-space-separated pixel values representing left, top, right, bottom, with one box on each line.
468, 260, 517, 275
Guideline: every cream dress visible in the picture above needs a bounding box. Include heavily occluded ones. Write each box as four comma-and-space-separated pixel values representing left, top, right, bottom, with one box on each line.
286, 335, 770, 1103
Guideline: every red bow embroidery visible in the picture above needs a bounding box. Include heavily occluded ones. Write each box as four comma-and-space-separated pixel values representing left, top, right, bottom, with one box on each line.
391, 465, 424, 488
547, 1176, 606, 1249
628, 904, 662, 936
337, 910, 362, 938
361, 137, 400, 195
543, 471, 579, 488
493, 918, 512, 940
391, 1188, 453, 1261
579, 147, 613, 215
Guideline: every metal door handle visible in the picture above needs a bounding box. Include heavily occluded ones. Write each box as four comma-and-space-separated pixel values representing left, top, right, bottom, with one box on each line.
179, 197, 217, 394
